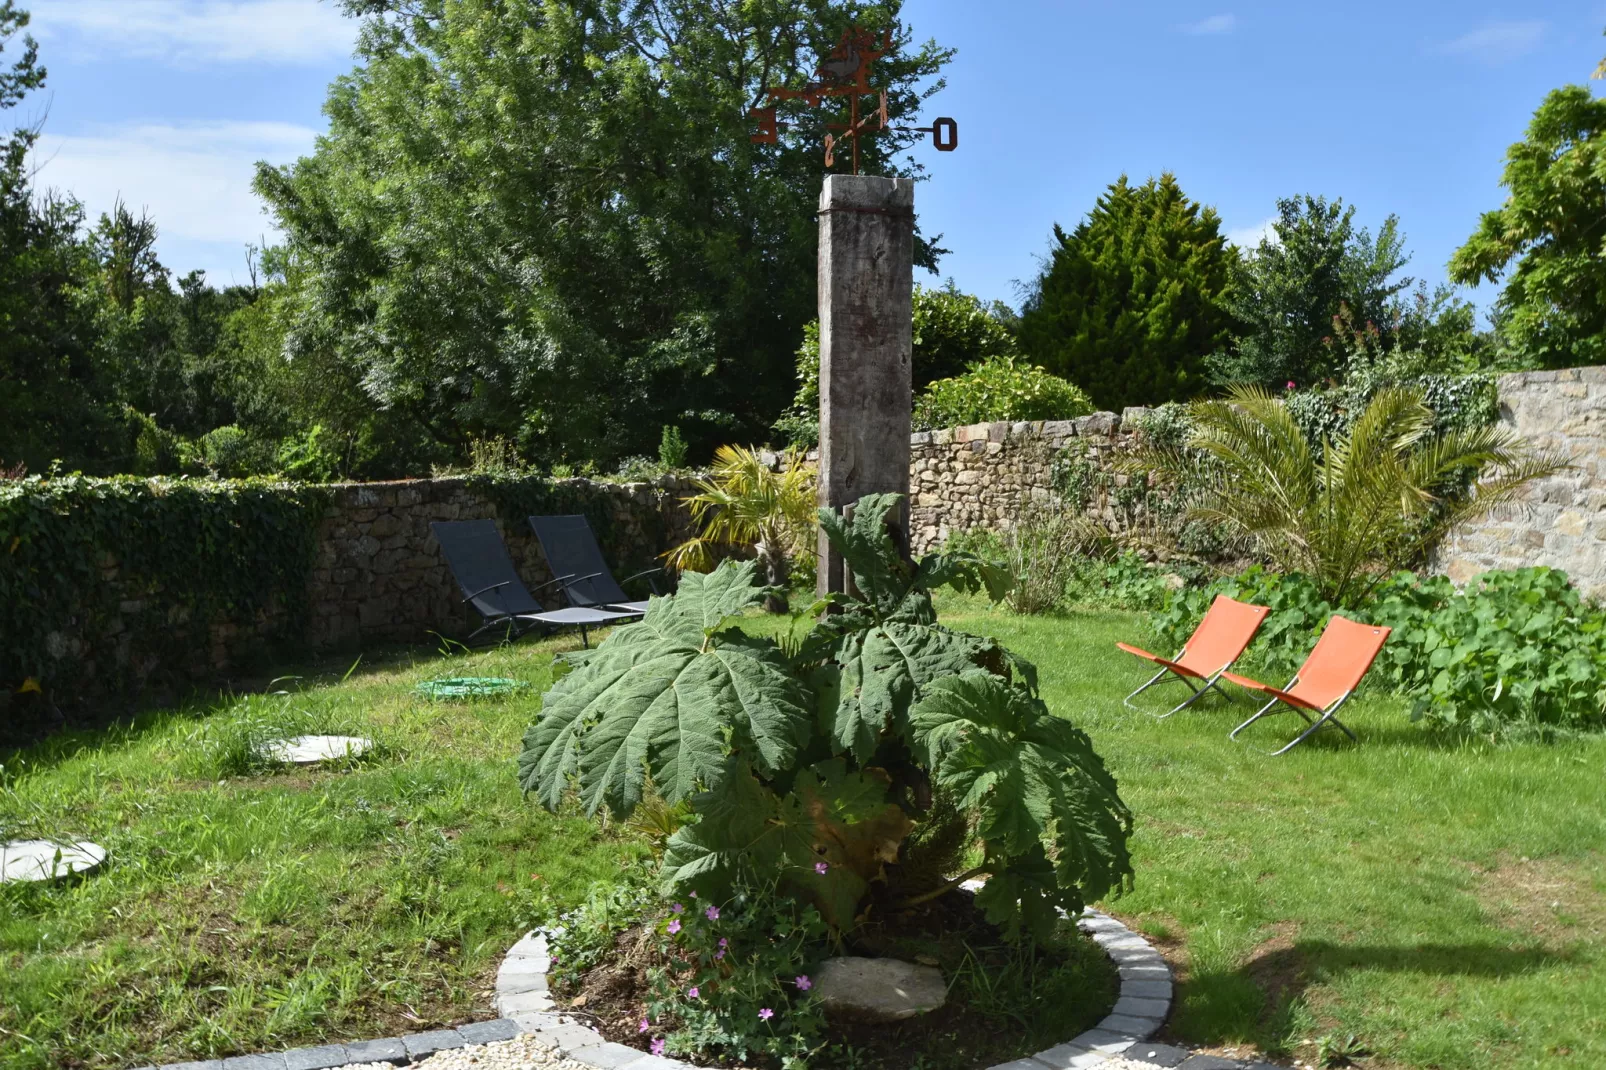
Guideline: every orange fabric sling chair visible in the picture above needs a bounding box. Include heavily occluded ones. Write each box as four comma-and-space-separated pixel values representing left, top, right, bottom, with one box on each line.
1225, 615, 1391, 755
1116, 594, 1270, 717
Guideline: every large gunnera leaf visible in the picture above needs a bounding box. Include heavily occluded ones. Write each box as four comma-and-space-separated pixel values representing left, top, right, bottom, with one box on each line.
911, 670, 1134, 939
832, 622, 996, 761
517, 560, 811, 816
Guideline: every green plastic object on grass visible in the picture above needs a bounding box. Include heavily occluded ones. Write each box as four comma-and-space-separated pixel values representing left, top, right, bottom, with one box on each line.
415, 677, 531, 701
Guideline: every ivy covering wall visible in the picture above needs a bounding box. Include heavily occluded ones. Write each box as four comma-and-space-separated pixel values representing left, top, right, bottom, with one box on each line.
1, 476, 328, 732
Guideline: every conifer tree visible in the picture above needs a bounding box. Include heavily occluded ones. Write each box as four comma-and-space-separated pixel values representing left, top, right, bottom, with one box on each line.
1017, 173, 1238, 410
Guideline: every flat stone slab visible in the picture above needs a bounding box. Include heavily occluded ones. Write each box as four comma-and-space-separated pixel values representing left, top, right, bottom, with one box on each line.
261, 735, 372, 765
813, 955, 947, 1022
0, 839, 105, 883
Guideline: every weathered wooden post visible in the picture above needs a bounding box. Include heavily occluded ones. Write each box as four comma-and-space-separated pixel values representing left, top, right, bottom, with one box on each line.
815, 174, 915, 598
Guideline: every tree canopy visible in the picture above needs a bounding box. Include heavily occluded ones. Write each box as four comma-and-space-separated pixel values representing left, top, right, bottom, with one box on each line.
1450, 85, 1606, 370
259, 0, 953, 471
1016, 173, 1238, 411
1208, 195, 1411, 389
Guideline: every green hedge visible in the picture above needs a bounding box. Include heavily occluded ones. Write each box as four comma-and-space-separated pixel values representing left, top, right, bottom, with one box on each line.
0, 475, 327, 717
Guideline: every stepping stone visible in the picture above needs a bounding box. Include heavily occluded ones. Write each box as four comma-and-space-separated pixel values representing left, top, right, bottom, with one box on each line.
812, 956, 947, 1022
262, 735, 373, 765
0, 839, 106, 883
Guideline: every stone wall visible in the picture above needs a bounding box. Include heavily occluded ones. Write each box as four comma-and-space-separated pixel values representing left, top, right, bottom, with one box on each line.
304, 475, 697, 650
22, 475, 696, 717
1433, 367, 1606, 600
908, 409, 1155, 556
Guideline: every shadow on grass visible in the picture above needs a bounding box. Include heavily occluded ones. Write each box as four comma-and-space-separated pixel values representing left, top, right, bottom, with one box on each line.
0, 631, 574, 780
1174, 939, 1564, 1054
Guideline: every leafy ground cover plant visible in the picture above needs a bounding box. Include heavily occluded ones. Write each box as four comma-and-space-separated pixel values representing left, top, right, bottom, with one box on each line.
1155, 565, 1606, 736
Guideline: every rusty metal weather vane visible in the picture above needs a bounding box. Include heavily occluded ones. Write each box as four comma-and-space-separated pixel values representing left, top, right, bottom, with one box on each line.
750, 27, 957, 175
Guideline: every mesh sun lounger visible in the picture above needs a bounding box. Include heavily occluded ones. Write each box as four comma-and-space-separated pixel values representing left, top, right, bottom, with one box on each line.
430, 519, 637, 647
1116, 594, 1270, 717
528, 514, 664, 615
1225, 615, 1391, 755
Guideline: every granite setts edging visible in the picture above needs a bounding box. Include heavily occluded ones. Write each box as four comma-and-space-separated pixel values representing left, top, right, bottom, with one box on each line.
491, 899, 1175, 1070
129, 1016, 525, 1070
127, 902, 1173, 1070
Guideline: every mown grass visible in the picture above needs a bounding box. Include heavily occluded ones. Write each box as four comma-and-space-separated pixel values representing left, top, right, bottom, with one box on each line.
0, 637, 645, 1070
4, 600, 1605, 1069
939, 594, 1606, 1070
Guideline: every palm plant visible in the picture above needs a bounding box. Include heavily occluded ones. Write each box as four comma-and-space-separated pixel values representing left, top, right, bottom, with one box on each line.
1137, 385, 1567, 606
665, 444, 815, 610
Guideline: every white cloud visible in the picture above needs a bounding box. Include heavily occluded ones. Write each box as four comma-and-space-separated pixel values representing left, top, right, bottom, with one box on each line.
1438, 20, 1547, 65
29, 120, 316, 274
28, 0, 355, 65
1226, 217, 1278, 249
1182, 14, 1237, 35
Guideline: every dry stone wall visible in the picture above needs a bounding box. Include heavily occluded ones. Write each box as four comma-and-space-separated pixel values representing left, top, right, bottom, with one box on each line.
304, 475, 697, 650
908, 408, 1157, 556
1433, 367, 1606, 600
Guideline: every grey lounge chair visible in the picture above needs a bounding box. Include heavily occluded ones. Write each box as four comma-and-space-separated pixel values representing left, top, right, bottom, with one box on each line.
527, 514, 664, 615
430, 519, 637, 647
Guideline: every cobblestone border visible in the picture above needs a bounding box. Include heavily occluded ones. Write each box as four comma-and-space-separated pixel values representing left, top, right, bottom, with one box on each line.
491, 903, 1175, 1070
127, 904, 1173, 1070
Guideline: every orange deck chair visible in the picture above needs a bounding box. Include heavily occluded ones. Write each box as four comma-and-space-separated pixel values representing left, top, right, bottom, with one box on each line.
1225, 615, 1391, 755
1116, 595, 1270, 717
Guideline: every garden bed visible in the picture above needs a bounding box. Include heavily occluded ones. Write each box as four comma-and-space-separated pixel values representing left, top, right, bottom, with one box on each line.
550, 886, 1119, 1070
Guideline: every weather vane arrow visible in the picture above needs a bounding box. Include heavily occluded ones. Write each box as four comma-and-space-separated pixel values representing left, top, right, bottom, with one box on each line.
749, 27, 958, 175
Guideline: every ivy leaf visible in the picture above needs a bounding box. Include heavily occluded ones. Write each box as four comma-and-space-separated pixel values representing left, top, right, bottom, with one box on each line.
911, 671, 1133, 931
517, 560, 810, 816
833, 622, 996, 761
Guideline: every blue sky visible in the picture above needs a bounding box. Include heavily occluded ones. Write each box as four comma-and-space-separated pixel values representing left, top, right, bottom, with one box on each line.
17, 0, 1606, 315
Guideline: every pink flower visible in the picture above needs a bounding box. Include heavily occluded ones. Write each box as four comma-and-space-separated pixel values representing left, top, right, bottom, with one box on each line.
671, 903, 685, 914
689, 891, 697, 899
638, 1018, 650, 1034
715, 949, 725, 960
718, 938, 728, 947
1286, 380, 1296, 390
758, 1008, 774, 1021
795, 975, 812, 991
705, 906, 720, 921
814, 861, 829, 875
667, 919, 681, 935
687, 986, 700, 999
651, 1038, 665, 1056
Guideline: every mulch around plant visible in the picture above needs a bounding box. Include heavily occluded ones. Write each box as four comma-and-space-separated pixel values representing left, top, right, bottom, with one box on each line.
555, 889, 1118, 1070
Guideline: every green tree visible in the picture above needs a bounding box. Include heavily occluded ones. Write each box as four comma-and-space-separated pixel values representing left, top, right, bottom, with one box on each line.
258, 0, 953, 472
1209, 195, 1411, 389
1449, 85, 1606, 369
1017, 173, 1238, 410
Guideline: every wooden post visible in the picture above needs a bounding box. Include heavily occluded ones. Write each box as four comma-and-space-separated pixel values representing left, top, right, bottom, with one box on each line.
816, 174, 914, 598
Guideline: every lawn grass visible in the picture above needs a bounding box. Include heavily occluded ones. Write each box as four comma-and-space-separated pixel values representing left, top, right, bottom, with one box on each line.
938, 594, 1606, 1070
0, 637, 646, 1070
3, 601, 1604, 1070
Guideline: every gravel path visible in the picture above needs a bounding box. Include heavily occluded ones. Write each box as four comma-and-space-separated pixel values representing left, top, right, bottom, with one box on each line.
344, 1033, 594, 1070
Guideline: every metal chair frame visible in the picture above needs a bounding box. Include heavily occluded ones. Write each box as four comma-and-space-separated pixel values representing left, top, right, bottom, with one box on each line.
1229, 679, 1359, 755
1123, 657, 1238, 718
